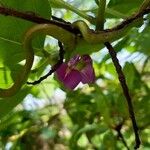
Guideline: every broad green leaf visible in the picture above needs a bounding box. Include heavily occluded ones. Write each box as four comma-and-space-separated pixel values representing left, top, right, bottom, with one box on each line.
0, 87, 30, 119
49, 0, 68, 8
108, 0, 143, 15
135, 25, 150, 55
123, 62, 135, 89
102, 131, 117, 149
105, 62, 117, 79
74, 40, 103, 55
123, 62, 142, 90
92, 0, 144, 18
0, 0, 51, 65
0, 0, 50, 118
134, 94, 150, 127
0, 0, 51, 91
94, 86, 112, 125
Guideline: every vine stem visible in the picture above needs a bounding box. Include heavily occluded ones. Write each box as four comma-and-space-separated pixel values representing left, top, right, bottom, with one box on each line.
0, 6, 76, 33
139, 0, 150, 13
104, 42, 140, 149
27, 41, 65, 85
118, 131, 130, 150
104, 1, 150, 148
0, 6, 150, 35
96, 0, 106, 30
95, 0, 147, 148
50, 0, 95, 24
95, 1, 140, 148
115, 123, 130, 150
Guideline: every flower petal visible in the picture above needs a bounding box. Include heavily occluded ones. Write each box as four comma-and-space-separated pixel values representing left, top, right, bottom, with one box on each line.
81, 55, 92, 64
80, 55, 95, 84
64, 70, 81, 89
81, 64, 95, 84
55, 63, 68, 81
56, 54, 95, 89
68, 54, 80, 67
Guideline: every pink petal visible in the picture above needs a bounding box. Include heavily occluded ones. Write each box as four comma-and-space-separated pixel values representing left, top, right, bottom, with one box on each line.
68, 54, 80, 67
81, 55, 92, 64
80, 55, 95, 84
55, 54, 95, 89
64, 70, 81, 89
81, 64, 95, 84
55, 63, 68, 81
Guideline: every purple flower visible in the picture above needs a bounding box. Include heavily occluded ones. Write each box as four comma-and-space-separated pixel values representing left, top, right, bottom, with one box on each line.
55, 54, 95, 89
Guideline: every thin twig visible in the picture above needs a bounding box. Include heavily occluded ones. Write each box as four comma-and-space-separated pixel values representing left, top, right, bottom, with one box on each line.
0, 6, 150, 35
138, 0, 150, 13
104, 42, 140, 149
51, 15, 71, 24
105, 7, 150, 32
96, 1, 141, 148
27, 41, 65, 85
115, 124, 130, 150
0, 6, 77, 33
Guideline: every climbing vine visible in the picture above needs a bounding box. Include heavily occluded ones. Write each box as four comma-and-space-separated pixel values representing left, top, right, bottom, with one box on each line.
0, 0, 150, 149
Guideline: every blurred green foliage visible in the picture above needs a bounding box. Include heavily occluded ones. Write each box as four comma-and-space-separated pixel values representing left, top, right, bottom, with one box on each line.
0, 0, 150, 149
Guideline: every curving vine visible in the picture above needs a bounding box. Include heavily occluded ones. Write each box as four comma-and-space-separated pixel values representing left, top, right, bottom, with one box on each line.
0, 0, 149, 97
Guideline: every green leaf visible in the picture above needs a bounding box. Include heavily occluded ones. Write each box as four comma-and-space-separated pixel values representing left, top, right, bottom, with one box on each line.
74, 39, 103, 55
94, 86, 112, 125
108, 0, 143, 15
0, 0, 50, 65
136, 25, 150, 55
102, 131, 117, 149
123, 62, 142, 90
105, 62, 117, 79
0, 0, 51, 118
123, 62, 135, 89
0, 87, 30, 119
0, 0, 51, 90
